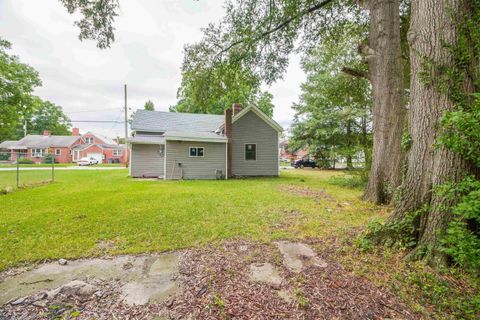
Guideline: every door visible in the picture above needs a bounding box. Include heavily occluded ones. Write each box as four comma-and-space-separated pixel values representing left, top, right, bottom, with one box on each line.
87, 153, 103, 164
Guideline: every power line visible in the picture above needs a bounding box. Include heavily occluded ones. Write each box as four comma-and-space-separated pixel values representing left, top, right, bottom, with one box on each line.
67, 107, 122, 114
70, 120, 125, 123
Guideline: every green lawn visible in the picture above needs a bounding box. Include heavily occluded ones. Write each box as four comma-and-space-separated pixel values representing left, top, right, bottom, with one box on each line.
0, 169, 380, 270
0, 163, 124, 168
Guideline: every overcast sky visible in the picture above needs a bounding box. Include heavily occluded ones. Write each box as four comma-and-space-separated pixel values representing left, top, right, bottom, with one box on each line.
0, 0, 305, 138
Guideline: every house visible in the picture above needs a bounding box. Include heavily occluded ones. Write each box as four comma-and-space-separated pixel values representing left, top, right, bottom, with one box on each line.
128, 104, 283, 179
4, 128, 127, 164
279, 140, 310, 161
70, 131, 127, 164
0, 141, 17, 161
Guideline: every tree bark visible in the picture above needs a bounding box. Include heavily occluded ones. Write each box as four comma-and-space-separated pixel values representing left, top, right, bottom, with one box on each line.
363, 0, 406, 204
388, 0, 471, 266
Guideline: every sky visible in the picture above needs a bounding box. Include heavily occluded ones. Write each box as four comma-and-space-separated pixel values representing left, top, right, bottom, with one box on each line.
0, 0, 305, 139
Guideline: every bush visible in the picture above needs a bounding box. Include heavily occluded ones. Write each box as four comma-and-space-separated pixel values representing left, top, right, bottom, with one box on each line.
439, 177, 480, 272
42, 154, 57, 164
17, 157, 34, 164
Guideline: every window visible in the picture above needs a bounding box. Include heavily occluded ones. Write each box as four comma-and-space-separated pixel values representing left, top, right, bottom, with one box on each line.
245, 144, 256, 160
189, 147, 204, 157
55, 149, 61, 156
112, 149, 122, 156
32, 148, 43, 157
85, 137, 94, 144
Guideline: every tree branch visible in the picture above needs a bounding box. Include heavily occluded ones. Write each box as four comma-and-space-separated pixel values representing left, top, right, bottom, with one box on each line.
342, 67, 369, 80
219, 0, 335, 54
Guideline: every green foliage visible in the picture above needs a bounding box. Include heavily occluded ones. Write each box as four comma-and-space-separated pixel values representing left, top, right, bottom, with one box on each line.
42, 154, 58, 164
359, 210, 421, 251
440, 94, 480, 167
0, 38, 41, 142
60, 0, 119, 49
289, 25, 372, 169
144, 100, 155, 111
27, 98, 71, 136
172, 42, 274, 116
327, 171, 368, 190
436, 177, 480, 272
17, 157, 34, 164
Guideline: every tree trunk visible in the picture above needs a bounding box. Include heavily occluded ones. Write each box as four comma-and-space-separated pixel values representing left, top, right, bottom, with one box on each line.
363, 0, 406, 204
346, 121, 353, 169
361, 115, 371, 169
388, 0, 470, 266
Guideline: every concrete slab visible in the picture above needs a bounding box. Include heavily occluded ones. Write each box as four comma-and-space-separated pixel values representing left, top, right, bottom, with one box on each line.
0, 253, 179, 306
249, 263, 283, 285
275, 241, 328, 273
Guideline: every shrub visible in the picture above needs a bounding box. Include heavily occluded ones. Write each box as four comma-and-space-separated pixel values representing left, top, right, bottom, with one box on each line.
43, 154, 58, 164
17, 157, 34, 164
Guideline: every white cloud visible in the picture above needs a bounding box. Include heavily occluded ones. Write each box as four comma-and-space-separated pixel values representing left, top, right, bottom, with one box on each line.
0, 0, 303, 138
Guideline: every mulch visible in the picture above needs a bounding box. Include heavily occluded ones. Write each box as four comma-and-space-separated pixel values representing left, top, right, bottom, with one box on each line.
1, 239, 420, 320
165, 239, 419, 320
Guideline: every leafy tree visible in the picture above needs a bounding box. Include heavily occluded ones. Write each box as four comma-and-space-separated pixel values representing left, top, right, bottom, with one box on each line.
172, 44, 274, 116
0, 38, 41, 142
290, 27, 372, 169
27, 98, 72, 136
144, 100, 155, 111
60, 0, 120, 49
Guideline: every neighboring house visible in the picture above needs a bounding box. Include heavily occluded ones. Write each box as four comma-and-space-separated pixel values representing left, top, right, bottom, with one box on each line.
279, 140, 310, 161
128, 104, 283, 179
0, 141, 17, 160
3, 128, 127, 164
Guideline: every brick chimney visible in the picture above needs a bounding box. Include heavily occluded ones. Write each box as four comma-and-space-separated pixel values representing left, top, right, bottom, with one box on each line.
232, 103, 242, 116
43, 130, 51, 136
72, 128, 80, 136
225, 108, 233, 178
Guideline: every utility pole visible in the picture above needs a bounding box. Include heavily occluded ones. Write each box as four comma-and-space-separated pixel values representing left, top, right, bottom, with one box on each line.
24, 119, 27, 137
124, 84, 129, 167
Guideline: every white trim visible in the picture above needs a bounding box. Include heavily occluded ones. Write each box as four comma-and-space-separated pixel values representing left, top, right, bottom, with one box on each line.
112, 149, 122, 156
129, 141, 165, 145
244, 143, 257, 161
55, 148, 61, 156
188, 146, 205, 158
232, 106, 283, 132
128, 145, 132, 176
165, 137, 227, 143
163, 141, 167, 180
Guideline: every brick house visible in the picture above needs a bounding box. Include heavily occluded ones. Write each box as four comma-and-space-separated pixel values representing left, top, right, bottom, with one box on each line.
4, 128, 127, 164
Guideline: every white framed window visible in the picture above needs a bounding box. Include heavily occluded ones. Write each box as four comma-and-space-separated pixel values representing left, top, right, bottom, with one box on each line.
189, 146, 205, 157
55, 149, 61, 156
32, 148, 43, 157
85, 137, 94, 144
112, 149, 122, 156
245, 143, 256, 160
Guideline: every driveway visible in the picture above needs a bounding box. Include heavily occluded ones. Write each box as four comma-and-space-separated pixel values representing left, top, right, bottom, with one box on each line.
0, 166, 126, 171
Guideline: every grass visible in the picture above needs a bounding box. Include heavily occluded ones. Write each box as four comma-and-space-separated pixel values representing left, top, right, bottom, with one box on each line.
1, 169, 477, 318
0, 169, 380, 270
0, 163, 124, 168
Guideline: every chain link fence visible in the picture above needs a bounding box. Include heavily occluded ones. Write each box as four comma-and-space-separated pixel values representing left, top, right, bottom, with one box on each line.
0, 151, 55, 192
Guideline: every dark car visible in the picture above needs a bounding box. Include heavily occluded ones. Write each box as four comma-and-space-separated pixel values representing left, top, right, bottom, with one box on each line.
291, 158, 317, 169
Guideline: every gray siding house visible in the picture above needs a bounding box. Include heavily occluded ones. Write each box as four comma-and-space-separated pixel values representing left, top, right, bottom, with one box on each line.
128, 105, 282, 179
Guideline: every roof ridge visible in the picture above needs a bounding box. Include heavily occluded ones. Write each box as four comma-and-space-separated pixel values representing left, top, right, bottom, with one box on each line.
137, 109, 224, 117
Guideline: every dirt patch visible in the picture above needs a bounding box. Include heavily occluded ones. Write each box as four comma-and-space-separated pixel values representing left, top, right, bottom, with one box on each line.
279, 184, 334, 201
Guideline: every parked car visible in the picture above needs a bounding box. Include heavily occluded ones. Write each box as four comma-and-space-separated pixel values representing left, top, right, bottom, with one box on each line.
291, 158, 317, 169
77, 157, 99, 166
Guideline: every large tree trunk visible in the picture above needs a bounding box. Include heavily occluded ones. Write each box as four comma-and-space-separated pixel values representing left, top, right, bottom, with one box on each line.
363, 0, 406, 204
388, 0, 471, 266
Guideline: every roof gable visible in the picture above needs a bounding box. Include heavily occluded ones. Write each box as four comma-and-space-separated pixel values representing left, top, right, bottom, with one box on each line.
232, 106, 283, 132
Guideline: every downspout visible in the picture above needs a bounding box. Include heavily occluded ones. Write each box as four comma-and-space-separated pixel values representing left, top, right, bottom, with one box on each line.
225, 107, 233, 178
